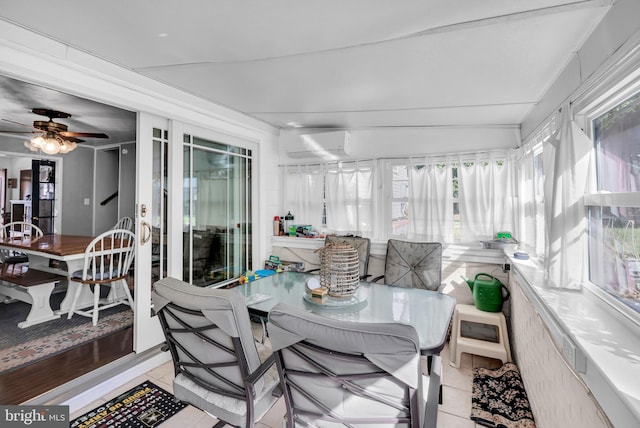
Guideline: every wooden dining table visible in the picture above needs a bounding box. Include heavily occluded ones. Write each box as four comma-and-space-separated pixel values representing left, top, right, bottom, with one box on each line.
0, 234, 125, 316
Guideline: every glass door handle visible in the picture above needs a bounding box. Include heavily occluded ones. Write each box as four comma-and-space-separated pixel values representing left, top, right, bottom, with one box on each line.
141, 221, 152, 245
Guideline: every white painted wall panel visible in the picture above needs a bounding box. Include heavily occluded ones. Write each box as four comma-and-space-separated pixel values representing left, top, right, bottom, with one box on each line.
279, 126, 520, 162
510, 273, 612, 428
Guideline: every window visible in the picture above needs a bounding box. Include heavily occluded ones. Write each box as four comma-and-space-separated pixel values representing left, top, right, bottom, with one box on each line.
391, 165, 409, 236
532, 151, 545, 257
386, 156, 510, 243
283, 161, 375, 237
183, 134, 252, 287
517, 113, 557, 259
586, 90, 640, 316
387, 161, 455, 241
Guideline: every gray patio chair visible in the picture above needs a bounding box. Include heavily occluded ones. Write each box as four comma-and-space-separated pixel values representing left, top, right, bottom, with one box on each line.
152, 277, 281, 428
372, 239, 444, 291
268, 302, 426, 427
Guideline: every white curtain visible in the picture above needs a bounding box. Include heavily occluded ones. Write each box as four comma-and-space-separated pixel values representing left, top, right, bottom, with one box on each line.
407, 157, 453, 242
325, 161, 375, 237
459, 153, 514, 242
283, 165, 324, 228
543, 103, 592, 289
195, 172, 228, 228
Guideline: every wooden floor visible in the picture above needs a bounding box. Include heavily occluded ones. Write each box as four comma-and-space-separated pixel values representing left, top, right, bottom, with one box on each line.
0, 327, 133, 404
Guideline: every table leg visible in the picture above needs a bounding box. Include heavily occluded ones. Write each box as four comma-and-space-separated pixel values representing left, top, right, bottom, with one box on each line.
31, 258, 96, 315
18, 282, 61, 328
424, 354, 442, 428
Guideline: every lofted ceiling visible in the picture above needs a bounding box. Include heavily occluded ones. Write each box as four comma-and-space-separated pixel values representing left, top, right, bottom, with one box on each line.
0, 0, 611, 138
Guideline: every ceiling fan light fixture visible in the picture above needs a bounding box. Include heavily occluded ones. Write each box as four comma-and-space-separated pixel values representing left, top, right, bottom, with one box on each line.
30, 135, 46, 148
26, 133, 77, 154
58, 140, 76, 154
41, 136, 61, 154
24, 140, 38, 152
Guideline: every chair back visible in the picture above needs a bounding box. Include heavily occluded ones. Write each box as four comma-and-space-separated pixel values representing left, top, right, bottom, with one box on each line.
152, 277, 280, 427
325, 234, 371, 279
76, 229, 135, 283
113, 216, 134, 231
1, 221, 43, 239
383, 240, 442, 290
268, 303, 424, 427
0, 222, 44, 266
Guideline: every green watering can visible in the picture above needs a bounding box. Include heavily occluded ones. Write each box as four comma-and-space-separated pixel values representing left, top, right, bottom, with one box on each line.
461, 273, 510, 312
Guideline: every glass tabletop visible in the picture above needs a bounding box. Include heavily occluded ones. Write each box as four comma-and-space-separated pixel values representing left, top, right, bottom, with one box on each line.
233, 271, 456, 354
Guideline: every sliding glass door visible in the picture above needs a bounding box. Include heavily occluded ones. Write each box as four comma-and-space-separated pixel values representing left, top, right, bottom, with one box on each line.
183, 134, 252, 287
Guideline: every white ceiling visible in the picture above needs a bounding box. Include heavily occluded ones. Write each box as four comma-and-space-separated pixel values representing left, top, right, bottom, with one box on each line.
0, 0, 611, 134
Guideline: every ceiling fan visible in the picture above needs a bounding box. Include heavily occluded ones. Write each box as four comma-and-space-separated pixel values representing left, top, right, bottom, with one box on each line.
0, 108, 108, 154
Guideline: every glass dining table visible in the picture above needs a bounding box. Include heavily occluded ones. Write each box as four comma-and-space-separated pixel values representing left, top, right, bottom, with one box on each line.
233, 271, 456, 427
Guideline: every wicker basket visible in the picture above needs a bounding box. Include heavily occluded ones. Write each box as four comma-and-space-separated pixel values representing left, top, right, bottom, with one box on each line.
317, 243, 360, 297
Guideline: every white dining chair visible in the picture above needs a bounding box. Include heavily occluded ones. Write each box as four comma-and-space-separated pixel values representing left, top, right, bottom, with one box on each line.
0, 221, 44, 274
67, 229, 135, 326
112, 216, 134, 232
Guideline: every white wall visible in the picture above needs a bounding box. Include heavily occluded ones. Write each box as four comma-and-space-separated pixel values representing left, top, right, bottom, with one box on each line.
521, 0, 640, 139
279, 126, 520, 162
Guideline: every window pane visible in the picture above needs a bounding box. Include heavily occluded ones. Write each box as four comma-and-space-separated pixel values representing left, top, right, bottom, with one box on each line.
392, 165, 408, 198
391, 202, 408, 235
593, 91, 640, 192
588, 206, 640, 314
183, 136, 252, 287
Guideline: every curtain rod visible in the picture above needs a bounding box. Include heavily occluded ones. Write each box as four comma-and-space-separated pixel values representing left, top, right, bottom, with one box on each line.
277, 148, 512, 167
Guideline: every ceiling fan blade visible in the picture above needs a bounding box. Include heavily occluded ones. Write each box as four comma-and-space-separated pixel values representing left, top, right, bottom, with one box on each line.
64, 136, 85, 143
1, 118, 33, 128
0, 130, 38, 134
59, 131, 108, 139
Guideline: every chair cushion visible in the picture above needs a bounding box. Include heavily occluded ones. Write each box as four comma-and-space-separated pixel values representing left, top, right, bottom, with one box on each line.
71, 269, 122, 281
268, 302, 421, 388
173, 366, 279, 427
384, 240, 442, 290
4, 255, 28, 264
152, 277, 263, 376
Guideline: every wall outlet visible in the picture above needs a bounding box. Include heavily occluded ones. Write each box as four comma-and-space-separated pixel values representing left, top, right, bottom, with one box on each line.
502, 263, 510, 272
84, 198, 90, 205
562, 335, 577, 368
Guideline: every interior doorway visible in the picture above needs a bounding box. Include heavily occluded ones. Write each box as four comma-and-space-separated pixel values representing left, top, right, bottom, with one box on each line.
19, 169, 31, 200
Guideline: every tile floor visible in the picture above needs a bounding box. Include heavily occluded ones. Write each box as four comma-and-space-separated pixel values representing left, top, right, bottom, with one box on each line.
70, 341, 503, 428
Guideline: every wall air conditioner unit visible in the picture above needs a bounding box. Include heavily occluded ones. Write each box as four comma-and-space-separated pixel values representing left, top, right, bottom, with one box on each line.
286, 130, 351, 159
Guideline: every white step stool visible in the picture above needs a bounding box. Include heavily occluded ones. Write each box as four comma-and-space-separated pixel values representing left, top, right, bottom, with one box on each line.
450, 304, 512, 368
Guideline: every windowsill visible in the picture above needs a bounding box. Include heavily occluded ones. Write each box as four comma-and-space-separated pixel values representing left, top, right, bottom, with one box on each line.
508, 255, 640, 428
271, 236, 507, 263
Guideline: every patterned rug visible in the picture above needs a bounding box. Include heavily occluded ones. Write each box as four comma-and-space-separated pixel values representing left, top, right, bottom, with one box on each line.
0, 292, 133, 374
471, 362, 537, 428
71, 380, 187, 428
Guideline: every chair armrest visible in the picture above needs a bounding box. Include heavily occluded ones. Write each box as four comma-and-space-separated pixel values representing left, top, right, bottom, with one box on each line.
370, 275, 384, 283
305, 268, 320, 274
245, 352, 277, 398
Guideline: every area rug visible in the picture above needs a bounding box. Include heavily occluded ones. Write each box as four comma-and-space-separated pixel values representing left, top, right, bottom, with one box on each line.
0, 292, 133, 374
471, 362, 537, 428
70, 380, 187, 428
